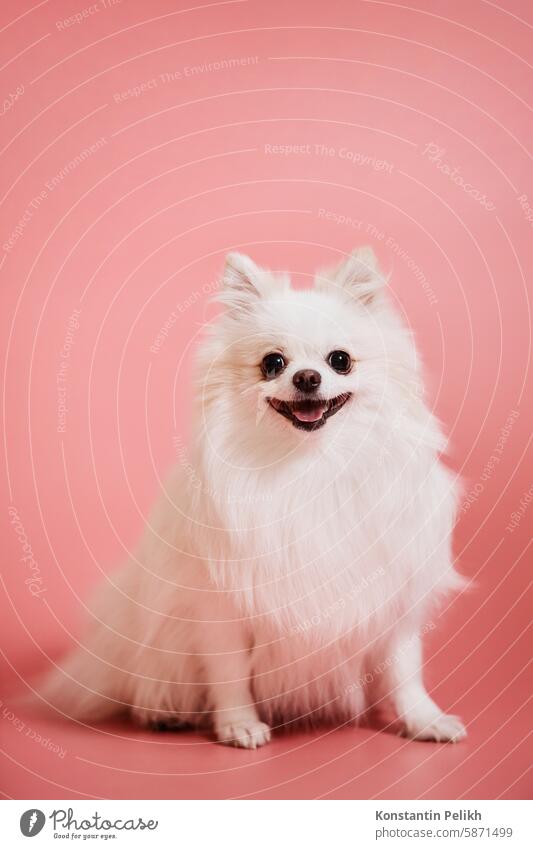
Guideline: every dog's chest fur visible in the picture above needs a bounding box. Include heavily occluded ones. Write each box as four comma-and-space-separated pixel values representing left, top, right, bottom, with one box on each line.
201, 458, 412, 724
203, 440, 439, 640
184, 421, 455, 725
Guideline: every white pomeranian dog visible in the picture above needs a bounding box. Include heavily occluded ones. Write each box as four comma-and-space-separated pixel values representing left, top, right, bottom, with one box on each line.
44, 248, 466, 748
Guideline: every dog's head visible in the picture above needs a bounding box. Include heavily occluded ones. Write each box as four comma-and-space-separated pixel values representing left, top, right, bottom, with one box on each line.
197, 249, 420, 455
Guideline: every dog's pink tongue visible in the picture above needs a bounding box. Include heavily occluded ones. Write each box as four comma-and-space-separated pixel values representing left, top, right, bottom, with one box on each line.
293, 404, 326, 422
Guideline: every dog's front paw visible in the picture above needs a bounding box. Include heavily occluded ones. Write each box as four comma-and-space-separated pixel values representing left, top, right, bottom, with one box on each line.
215, 718, 271, 749
402, 712, 467, 743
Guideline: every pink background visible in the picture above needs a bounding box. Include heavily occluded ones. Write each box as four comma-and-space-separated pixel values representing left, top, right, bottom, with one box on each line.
0, 0, 531, 800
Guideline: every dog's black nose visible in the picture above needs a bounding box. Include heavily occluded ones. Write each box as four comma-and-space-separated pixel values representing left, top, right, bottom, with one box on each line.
293, 369, 321, 393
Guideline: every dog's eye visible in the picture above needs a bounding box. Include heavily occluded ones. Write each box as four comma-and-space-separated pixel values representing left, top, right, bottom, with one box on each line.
328, 350, 352, 374
261, 352, 286, 380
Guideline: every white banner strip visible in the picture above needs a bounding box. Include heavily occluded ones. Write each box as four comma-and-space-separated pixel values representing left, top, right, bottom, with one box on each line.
1, 799, 530, 847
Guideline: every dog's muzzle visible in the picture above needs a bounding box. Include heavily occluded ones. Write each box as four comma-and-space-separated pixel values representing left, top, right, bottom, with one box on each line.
268, 393, 351, 431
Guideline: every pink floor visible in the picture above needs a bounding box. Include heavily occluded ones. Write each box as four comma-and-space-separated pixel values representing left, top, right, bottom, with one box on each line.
2, 530, 531, 800
1, 676, 531, 800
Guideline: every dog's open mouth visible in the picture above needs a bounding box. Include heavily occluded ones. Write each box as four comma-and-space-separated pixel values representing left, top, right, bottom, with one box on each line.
268, 393, 351, 431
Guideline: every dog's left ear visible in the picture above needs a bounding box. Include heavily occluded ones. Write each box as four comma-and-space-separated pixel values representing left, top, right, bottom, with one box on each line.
316, 247, 386, 306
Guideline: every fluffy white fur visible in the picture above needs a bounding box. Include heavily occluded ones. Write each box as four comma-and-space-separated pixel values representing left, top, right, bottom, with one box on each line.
43, 248, 466, 748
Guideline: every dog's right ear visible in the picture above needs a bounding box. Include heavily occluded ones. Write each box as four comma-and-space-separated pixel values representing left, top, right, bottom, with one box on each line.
222, 252, 263, 300
218, 252, 286, 313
